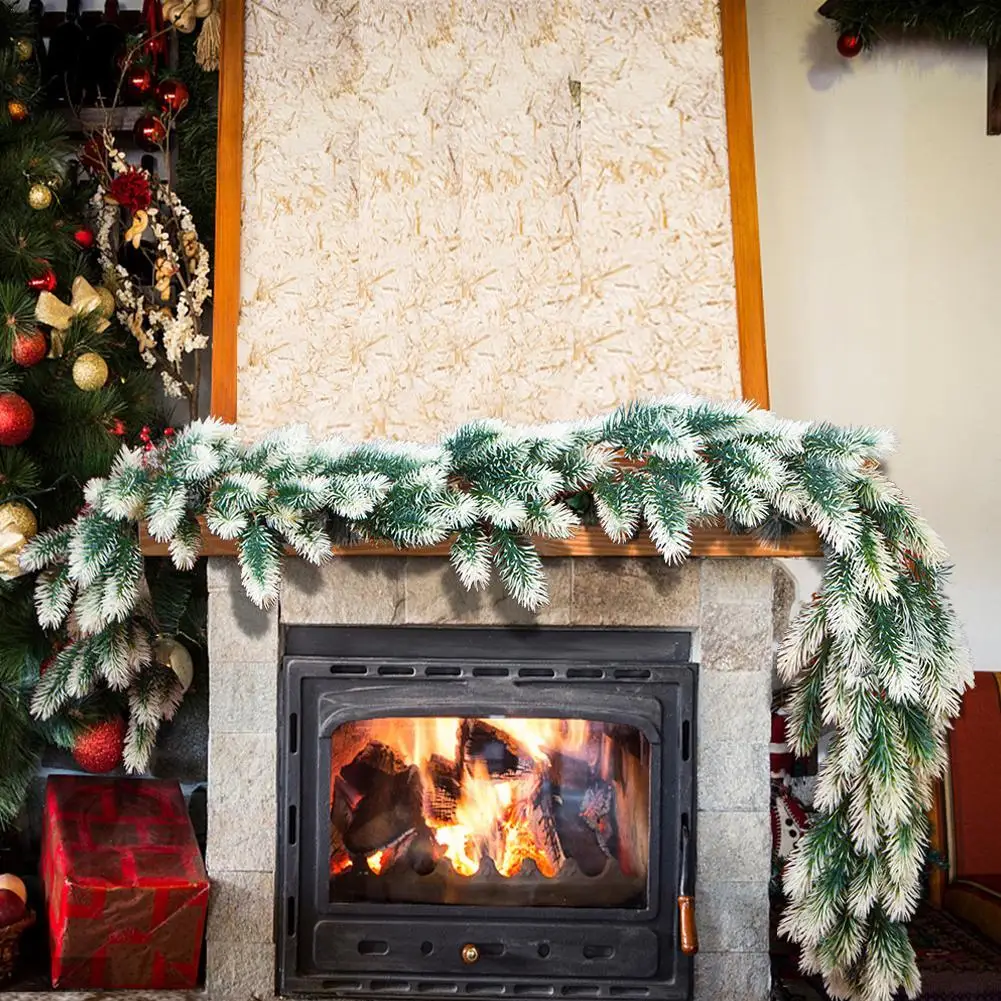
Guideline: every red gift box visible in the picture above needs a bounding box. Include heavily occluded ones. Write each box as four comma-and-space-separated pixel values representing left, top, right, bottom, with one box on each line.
41, 775, 209, 989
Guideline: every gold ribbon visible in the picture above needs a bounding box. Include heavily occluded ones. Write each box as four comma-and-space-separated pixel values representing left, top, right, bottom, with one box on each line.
35, 276, 111, 356
125, 210, 149, 248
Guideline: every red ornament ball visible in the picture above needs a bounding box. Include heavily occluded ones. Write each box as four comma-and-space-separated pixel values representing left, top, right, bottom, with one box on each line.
124, 65, 154, 101
12, 328, 47, 367
0, 889, 26, 928
72, 717, 126, 773
109, 417, 127, 437
836, 30, 863, 58
27, 263, 57, 293
155, 78, 189, 115
133, 114, 167, 151
0, 392, 34, 447
72, 226, 95, 249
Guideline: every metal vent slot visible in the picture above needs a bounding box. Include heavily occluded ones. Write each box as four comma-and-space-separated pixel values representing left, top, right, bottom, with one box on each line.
425, 665, 462, 677
288, 712, 298, 754
286, 896, 296, 937
323, 981, 364, 991
513, 986, 555, 997
465, 984, 507, 995
358, 940, 390, 956
330, 664, 367, 675
369, 980, 413, 992
609, 989, 649, 997
582, 946, 614, 960
566, 667, 604, 679
682, 719, 691, 761
472, 666, 509, 678
612, 668, 651, 680
418, 984, 459, 994
560, 988, 600, 997
518, 667, 556, 678
378, 664, 416, 676
287, 804, 297, 846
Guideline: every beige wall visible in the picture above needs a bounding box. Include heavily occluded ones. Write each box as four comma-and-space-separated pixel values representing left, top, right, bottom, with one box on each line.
747, 1, 1001, 666
236, 0, 741, 441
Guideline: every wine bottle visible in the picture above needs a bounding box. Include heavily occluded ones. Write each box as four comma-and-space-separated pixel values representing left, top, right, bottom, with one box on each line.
45, 0, 87, 107
86, 0, 126, 105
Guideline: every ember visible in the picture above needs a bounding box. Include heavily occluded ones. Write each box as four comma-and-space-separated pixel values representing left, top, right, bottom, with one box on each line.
329, 716, 650, 905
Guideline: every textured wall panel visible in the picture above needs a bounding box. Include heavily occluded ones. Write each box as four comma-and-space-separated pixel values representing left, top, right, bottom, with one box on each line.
238, 0, 740, 439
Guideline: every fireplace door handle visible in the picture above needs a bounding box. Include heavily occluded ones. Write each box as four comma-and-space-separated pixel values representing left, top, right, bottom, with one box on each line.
678, 895, 698, 955
678, 820, 698, 955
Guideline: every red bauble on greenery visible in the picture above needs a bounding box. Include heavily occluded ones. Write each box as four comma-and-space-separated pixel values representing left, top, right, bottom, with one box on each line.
72, 226, 95, 249
155, 78, 189, 115
0, 392, 35, 446
109, 417, 127, 437
836, 30, 863, 58
124, 65, 155, 102
26, 263, 57, 293
72, 717, 126, 773
12, 328, 47, 367
133, 114, 167, 151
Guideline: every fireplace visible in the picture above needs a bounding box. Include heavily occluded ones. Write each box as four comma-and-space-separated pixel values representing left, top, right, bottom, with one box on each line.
204, 556, 774, 1001
278, 628, 695, 998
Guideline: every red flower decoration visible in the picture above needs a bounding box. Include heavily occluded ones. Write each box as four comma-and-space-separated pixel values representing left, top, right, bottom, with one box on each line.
107, 168, 152, 215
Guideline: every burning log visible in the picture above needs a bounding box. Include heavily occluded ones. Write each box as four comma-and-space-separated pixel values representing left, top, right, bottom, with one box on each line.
422, 753, 461, 824
343, 748, 423, 856
495, 774, 566, 878
460, 719, 534, 779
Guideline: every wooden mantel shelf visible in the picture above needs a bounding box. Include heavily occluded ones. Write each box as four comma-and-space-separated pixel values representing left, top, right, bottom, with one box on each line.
139, 521, 823, 559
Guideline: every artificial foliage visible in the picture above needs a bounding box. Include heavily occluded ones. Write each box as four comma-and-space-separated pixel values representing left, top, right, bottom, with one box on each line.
819, 0, 1001, 49
0, 0, 164, 826
20, 396, 971, 1001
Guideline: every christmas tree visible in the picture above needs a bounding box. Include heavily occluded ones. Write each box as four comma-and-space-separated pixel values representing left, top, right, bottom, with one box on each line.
0, 0, 157, 826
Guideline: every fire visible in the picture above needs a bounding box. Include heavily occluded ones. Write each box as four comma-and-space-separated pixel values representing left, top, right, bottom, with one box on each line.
330, 716, 649, 886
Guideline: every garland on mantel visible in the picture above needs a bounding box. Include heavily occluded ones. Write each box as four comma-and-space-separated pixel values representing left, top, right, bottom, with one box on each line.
20, 396, 970, 1001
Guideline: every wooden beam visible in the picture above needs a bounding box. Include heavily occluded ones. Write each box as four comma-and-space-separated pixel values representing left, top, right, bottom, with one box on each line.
140, 520, 823, 559
209, 0, 244, 423
721, 0, 771, 408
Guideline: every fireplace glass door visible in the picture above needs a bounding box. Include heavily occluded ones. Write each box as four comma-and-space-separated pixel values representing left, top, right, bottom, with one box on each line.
329, 716, 651, 908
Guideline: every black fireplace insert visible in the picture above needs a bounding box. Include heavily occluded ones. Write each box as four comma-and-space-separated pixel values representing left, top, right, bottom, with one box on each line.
278, 627, 696, 999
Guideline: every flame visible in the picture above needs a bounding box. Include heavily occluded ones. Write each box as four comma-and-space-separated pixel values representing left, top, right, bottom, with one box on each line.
331, 716, 648, 883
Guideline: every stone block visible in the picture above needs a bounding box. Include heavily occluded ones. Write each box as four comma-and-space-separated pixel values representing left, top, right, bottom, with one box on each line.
698, 881, 770, 953
696, 811, 771, 883
281, 557, 405, 625
207, 732, 276, 872
207, 870, 276, 943
405, 557, 571, 625
209, 661, 278, 734
698, 740, 769, 812
571, 559, 700, 626
700, 558, 774, 605
695, 951, 770, 1001
697, 670, 770, 746
699, 601, 771, 672
208, 557, 242, 593
208, 588, 279, 665
207, 936, 276, 1000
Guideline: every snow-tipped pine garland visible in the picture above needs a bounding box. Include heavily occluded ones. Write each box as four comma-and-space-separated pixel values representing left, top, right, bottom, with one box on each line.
21, 396, 971, 1001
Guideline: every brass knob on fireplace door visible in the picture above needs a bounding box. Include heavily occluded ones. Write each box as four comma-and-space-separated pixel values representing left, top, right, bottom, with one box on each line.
461, 944, 480, 965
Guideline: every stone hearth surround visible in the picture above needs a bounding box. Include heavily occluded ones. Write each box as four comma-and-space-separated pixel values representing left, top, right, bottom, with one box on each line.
202, 556, 775, 1001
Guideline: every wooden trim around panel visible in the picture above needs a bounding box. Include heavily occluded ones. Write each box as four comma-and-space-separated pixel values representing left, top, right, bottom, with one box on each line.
721, 0, 770, 409
209, 0, 243, 423
140, 520, 822, 559
205, 0, 772, 422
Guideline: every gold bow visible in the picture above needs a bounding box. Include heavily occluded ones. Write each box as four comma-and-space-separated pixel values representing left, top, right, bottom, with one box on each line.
35, 276, 111, 356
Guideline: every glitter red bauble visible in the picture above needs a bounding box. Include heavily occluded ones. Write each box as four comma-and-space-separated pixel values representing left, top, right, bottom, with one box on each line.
0, 889, 26, 927
26, 264, 57, 293
836, 31, 863, 58
0, 393, 34, 447
124, 65, 154, 102
155, 78, 189, 115
133, 114, 167, 151
12, 328, 47, 367
72, 226, 95, 249
72, 717, 126, 773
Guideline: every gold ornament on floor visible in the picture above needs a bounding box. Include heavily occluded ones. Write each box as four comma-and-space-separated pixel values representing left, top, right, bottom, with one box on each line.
27, 183, 51, 210
7, 99, 28, 123
0, 501, 38, 581
153, 635, 194, 693
72, 352, 109, 392
35, 276, 111, 357
15, 38, 33, 62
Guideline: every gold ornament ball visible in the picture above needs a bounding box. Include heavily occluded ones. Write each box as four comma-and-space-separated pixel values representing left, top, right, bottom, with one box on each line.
95, 286, 116, 319
27, 182, 52, 210
72, 352, 109, 392
0, 501, 38, 541
153, 635, 194, 693
0, 874, 27, 905
14, 38, 33, 62
7, 99, 28, 123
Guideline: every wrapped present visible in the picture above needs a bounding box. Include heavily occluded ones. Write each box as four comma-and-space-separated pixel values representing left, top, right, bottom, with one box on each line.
41, 775, 209, 989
